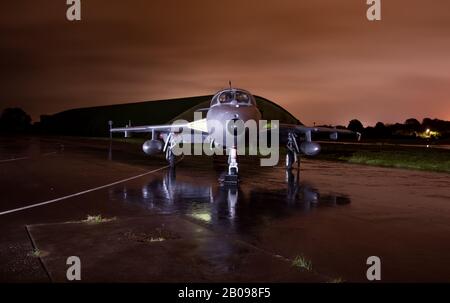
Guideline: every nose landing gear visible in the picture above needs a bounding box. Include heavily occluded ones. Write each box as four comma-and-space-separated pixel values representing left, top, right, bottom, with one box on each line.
223, 146, 239, 185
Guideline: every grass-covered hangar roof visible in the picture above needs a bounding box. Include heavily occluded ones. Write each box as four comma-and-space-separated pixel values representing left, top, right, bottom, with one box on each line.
39, 95, 301, 137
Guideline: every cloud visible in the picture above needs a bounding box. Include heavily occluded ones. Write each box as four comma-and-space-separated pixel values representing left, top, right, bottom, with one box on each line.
1, 0, 449, 125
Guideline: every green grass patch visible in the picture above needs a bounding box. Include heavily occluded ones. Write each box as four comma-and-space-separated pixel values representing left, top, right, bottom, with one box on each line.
328, 277, 346, 283
316, 143, 450, 173
28, 248, 48, 258
30, 248, 41, 257
83, 214, 116, 224
124, 226, 180, 244
292, 255, 313, 271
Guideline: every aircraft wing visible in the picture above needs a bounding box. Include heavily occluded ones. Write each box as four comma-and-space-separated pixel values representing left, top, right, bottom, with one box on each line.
110, 119, 208, 134
279, 123, 361, 141
110, 123, 187, 134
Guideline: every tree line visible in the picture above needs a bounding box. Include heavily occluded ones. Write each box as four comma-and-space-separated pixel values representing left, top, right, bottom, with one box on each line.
1, 107, 449, 141
346, 118, 450, 140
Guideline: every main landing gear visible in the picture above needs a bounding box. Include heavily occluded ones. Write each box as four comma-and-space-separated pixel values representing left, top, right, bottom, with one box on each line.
166, 148, 175, 167
286, 132, 300, 171
164, 133, 177, 167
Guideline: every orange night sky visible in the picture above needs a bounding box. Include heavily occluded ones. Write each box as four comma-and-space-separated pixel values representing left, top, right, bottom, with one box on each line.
1, 0, 449, 126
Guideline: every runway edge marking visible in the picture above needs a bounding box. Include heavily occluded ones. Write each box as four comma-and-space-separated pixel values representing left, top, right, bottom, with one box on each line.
0, 151, 58, 163
0, 157, 183, 216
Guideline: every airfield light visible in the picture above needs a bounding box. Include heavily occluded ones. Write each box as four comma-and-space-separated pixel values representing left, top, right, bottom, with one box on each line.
420, 128, 440, 139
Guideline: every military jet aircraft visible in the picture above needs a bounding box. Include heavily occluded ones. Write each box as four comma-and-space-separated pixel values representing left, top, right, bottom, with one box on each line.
110, 87, 359, 182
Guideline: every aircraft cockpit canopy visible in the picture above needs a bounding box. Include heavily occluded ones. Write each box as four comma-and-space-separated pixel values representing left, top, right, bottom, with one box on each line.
211, 89, 256, 107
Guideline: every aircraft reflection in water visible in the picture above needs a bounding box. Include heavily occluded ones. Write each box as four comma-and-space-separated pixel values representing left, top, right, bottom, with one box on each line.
111, 169, 351, 232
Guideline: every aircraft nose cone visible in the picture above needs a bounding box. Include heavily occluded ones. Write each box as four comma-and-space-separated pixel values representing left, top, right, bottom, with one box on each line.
230, 113, 239, 120
227, 111, 250, 123
226, 118, 245, 136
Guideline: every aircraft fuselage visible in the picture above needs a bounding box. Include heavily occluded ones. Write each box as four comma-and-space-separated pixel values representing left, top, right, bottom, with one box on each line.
205, 88, 262, 148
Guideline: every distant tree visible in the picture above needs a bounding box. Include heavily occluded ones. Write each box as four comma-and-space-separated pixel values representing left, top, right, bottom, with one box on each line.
347, 119, 364, 133
405, 118, 420, 125
0, 108, 32, 132
404, 118, 421, 131
422, 118, 433, 127
364, 126, 376, 138
421, 118, 450, 134
373, 121, 389, 138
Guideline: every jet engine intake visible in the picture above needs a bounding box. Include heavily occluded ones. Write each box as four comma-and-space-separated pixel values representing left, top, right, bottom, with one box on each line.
300, 142, 321, 156
142, 139, 163, 155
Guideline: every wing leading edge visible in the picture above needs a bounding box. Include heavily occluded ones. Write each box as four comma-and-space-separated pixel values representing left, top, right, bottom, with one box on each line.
110, 119, 209, 134
280, 123, 361, 141
110, 124, 188, 134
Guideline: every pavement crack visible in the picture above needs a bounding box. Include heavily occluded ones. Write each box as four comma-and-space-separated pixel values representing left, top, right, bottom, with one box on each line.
24, 225, 53, 282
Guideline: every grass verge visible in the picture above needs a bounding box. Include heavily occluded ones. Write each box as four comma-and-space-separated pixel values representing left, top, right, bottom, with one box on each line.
292, 255, 313, 271
83, 215, 116, 224
315, 143, 450, 173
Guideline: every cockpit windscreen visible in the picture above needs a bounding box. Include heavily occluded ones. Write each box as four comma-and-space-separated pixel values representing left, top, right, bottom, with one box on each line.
218, 91, 251, 104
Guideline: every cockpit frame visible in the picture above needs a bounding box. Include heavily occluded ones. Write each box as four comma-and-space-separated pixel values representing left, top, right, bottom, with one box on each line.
210, 88, 256, 107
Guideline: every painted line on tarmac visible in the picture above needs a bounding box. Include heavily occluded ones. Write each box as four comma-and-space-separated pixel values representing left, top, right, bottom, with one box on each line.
0, 157, 182, 216
0, 156, 29, 163
0, 151, 58, 163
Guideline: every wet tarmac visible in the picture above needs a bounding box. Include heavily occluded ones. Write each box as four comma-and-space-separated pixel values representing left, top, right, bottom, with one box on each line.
1, 136, 450, 282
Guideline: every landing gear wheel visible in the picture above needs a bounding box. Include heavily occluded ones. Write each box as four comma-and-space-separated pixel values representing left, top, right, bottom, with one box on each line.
224, 169, 239, 185
229, 167, 238, 176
